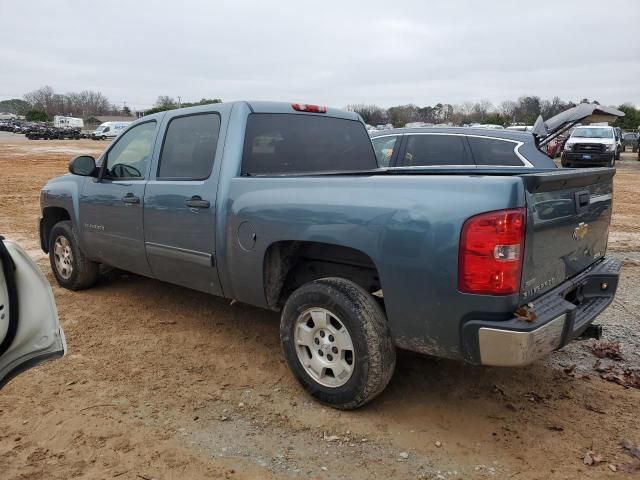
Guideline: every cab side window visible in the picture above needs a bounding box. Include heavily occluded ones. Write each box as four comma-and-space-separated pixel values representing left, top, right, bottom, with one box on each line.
371, 135, 399, 167
468, 137, 523, 166
158, 114, 220, 180
105, 122, 156, 179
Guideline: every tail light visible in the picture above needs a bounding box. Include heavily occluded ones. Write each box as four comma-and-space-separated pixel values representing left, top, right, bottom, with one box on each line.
458, 208, 525, 295
292, 103, 327, 113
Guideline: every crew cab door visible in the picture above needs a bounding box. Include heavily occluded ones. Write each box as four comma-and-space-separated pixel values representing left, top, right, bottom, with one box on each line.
143, 108, 227, 295
79, 120, 158, 276
0, 238, 65, 389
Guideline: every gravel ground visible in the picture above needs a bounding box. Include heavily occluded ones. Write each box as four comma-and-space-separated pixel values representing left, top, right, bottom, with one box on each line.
0, 132, 638, 479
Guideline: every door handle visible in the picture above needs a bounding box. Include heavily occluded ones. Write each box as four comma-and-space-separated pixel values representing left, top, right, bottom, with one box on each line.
122, 193, 140, 204
186, 196, 210, 209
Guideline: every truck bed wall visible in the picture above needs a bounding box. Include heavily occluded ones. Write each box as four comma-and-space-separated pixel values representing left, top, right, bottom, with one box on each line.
220, 174, 526, 360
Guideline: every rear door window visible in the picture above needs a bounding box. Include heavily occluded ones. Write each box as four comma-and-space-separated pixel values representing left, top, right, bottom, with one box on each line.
371, 135, 400, 167
401, 134, 472, 166
468, 137, 523, 166
158, 113, 220, 180
241, 114, 376, 174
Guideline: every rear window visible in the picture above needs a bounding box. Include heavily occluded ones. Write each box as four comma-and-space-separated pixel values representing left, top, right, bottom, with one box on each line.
401, 134, 472, 166
241, 114, 376, 174
468, 137, 523, 166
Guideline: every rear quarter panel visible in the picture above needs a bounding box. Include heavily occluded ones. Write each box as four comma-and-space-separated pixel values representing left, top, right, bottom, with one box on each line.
220, 174, 526, 360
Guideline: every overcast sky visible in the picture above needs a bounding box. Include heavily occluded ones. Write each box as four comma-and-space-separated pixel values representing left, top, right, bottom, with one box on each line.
1, 0, 638, 110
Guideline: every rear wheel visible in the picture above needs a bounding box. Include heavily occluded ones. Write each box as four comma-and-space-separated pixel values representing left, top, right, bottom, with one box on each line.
49, 221, 98, 290
280, 277, 396, 410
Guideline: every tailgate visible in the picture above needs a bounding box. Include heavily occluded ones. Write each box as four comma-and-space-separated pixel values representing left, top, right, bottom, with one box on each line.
520, 168, 615, 301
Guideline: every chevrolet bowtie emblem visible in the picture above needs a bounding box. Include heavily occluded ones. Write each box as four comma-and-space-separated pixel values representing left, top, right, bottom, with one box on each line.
573, 222, 589, 241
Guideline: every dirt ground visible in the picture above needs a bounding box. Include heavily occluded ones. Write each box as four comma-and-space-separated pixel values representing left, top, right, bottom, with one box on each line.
0, 131, 639, 480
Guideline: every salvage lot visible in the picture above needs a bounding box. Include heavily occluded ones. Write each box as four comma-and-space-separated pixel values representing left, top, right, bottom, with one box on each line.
0, 131, 639, 479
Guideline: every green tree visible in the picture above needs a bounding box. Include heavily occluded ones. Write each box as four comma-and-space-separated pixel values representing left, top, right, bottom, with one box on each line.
482, 113, 506, 126
25, 110, 49, 121
0, 98, 31, 115
613, 104, 639, 130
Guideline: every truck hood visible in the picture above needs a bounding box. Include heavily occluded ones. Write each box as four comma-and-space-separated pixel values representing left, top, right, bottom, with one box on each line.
565, 137, 615, 146
532, 103, 625, 146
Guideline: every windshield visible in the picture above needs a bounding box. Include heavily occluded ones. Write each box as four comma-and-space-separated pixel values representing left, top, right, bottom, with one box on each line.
571, 127, 613, 139
95, 125, 106, 132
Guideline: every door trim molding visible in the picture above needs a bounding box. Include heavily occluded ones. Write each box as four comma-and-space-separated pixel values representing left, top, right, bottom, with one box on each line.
145, 242, 213, 267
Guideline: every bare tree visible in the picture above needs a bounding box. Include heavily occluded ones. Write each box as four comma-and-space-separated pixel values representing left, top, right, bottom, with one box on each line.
498, 100, 517, 122
23, 86, 56, 116
24, 86, 110, 117
451, 104, 467, 125
460, 102, 475, 118
156, 96, 177, 109
346, 104, 387, 125
472, 100, 493, 122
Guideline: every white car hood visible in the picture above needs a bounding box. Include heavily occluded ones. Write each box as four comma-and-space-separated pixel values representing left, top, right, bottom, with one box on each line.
566, 137, 615, 146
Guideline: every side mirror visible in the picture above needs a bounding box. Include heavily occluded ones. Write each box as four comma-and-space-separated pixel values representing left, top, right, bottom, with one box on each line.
68, 155, 97, 177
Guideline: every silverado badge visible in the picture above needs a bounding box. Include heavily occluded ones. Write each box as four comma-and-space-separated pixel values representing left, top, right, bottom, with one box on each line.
573, 222, 588, 241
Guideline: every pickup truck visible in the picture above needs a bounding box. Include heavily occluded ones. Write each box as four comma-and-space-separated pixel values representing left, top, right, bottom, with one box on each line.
40, 101, 621, 409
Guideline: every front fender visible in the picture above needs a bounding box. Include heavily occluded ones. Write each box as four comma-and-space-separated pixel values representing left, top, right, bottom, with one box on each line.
40, 175, 85, 248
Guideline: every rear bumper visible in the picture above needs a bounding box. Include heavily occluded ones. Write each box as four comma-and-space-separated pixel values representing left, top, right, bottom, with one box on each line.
462, 257, 621, 366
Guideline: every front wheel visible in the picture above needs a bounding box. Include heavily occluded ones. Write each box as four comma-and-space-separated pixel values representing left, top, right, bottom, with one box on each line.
49, 221, 98, 290
280, 277, 396, 410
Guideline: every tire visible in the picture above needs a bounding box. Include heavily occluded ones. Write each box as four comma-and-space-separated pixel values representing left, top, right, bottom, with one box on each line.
280, 277, 396, 410
49, 220, 98, 290
609, 155, 616, 168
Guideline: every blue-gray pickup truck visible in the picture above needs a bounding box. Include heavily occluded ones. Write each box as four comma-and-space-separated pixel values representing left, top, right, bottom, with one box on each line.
39, 101, 621, 409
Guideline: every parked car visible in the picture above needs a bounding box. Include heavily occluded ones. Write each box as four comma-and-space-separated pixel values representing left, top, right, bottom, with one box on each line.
561, 126, 618, 167
469, 123, 505, 130
0, 237, 66, 389
40, 101, 620, 409
613, 127, 623, 159
622, 132, 639, 153
506, 125, 534, 132
544, 135, 566, 158
370, 127, 557, 168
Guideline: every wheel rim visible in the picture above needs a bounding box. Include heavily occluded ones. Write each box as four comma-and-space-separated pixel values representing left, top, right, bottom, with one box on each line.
53, 236, 74, 280
293, 308, 355, 388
